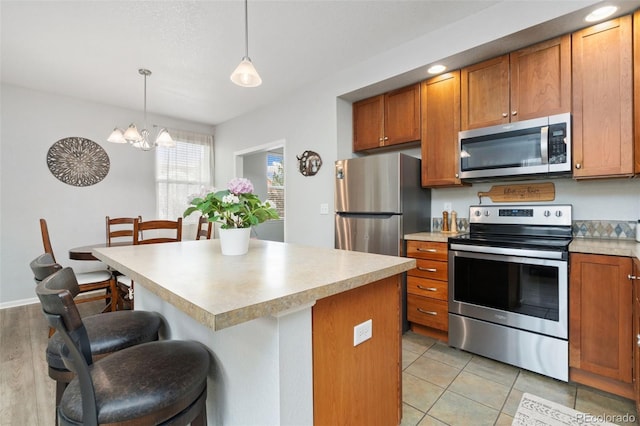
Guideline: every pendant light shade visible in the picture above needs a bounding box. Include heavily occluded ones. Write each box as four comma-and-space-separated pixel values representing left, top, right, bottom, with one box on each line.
230, 57, 262, 87
108, 69, 175, 149
231, 0, 262, 87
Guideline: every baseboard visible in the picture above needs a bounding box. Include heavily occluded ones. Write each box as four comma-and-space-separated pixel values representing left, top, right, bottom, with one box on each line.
0, 297, 39, 310
1, 290, 106, 310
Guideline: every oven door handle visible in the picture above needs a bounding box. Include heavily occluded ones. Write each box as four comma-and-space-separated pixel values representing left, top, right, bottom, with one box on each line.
449, 243, 565, 260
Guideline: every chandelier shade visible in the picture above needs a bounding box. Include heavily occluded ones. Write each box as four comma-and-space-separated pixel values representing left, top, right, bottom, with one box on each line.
231, 0, 262, 87
108, 69, 175, 150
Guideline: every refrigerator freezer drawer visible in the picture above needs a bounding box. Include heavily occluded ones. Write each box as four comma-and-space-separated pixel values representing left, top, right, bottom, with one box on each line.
335, 214, 402, 257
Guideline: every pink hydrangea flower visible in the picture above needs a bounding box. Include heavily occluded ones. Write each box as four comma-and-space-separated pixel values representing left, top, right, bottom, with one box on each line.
228, 177, 254, 194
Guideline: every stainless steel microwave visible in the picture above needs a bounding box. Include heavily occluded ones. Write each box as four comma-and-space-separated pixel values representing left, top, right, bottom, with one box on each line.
458, 113, 571, 181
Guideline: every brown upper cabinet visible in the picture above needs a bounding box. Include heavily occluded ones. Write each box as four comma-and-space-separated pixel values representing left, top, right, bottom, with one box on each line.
461, 35, 571, 130
572, 15, 634, 178
635, 10, 640, 175
353, 83, 420, 152
421, 71, 466, 187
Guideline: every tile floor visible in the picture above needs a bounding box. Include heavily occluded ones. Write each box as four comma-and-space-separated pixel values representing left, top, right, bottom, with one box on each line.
2, 301, 638, 425
401, 331, 639, 426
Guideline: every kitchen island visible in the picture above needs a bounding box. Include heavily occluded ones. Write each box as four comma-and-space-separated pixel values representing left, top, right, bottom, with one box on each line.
93, 239, 415, 426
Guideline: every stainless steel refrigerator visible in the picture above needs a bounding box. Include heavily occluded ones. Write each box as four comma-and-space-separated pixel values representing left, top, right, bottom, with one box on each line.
335, 152, 431, 330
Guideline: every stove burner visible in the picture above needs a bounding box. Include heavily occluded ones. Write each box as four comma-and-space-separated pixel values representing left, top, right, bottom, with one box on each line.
449, 204, 573, 253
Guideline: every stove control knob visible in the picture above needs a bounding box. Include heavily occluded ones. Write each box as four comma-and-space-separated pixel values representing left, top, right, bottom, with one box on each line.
484, 210, 490, 216
474, 210, 482, 217
555, 210, 563, 217
544, 210, 551, 217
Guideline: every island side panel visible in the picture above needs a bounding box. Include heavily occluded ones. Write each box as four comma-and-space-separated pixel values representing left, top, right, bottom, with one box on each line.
312, 275, 401, 425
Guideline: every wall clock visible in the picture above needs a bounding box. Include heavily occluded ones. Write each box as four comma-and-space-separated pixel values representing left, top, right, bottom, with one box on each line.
46, 137, 110, 187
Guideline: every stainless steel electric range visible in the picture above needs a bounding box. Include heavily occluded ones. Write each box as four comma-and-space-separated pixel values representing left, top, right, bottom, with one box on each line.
448, 204, 572, 381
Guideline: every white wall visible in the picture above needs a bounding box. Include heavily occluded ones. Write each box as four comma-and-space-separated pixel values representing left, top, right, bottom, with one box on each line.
0, 84, 213, 306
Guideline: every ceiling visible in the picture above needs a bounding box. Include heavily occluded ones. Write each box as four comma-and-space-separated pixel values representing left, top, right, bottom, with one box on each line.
2, 1, 639, 127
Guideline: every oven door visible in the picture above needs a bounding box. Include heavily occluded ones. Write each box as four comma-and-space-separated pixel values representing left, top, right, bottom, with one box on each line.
448, 245, 568, 339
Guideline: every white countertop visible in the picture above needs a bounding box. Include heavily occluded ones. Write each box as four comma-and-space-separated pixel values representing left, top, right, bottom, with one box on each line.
93, 239, 415, 331
405, 232, 640, 260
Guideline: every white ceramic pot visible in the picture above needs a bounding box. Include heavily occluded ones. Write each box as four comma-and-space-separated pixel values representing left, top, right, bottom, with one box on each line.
218, 227, 251, 255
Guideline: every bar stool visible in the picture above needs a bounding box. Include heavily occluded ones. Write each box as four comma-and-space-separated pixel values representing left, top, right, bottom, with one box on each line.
35, 267, 209, 425
30, 254, 164, 426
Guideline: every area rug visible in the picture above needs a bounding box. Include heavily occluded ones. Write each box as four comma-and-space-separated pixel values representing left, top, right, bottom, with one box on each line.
512, 393, 618, 426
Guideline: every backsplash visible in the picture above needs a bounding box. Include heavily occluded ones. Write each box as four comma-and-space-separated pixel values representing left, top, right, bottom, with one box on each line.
572, 220, 637, 240
432, 217, 469, 233
432, 217, 637, 240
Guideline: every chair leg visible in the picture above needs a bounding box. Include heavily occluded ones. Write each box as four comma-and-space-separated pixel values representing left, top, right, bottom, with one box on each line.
55, 379, 67, 426
109, 276, 117, 312
191, 401, 207, 426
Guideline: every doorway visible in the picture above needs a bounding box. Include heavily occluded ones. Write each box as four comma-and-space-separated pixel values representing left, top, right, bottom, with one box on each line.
234, 140, 285, 242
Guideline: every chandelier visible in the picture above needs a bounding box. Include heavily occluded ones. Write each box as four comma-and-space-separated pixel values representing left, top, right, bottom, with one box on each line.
230, 0, 262, 87
107, 68, 175, 150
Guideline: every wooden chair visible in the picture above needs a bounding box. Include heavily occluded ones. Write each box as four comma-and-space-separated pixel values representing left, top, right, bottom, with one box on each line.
105, 215, 142, 246
29, 255, 163, 426
117, 218, 183, 309
196, 215, 213, 240
133, 217, 182, 244
39, 219, 117, 314
35, 267, 208, 426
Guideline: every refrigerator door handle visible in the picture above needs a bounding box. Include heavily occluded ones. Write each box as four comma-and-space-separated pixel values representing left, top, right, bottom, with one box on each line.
336, 212, 398, 219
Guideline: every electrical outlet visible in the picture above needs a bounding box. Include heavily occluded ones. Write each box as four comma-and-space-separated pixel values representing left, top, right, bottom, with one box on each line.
444, 202, 452, 212
320, 203, 329, 215
353, 319, 372, 346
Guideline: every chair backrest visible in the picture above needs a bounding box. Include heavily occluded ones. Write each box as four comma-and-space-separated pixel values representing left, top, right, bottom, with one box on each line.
35, 267, 98, 424
106, 216, 142, 246
39, 218, 56, 263
133, 218, 182, 245
30, 253, 63, 283
196, 216, 213, 240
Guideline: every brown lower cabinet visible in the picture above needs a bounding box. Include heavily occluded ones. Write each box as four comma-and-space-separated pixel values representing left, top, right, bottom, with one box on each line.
406, 240, 448, 341
313, 275, 401, 426
569, 253, 633, 399
632, 257, 640, 413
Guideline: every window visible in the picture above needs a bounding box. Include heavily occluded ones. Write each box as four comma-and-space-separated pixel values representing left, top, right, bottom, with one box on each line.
156, 129, 214, 222
267, 152, 284, 218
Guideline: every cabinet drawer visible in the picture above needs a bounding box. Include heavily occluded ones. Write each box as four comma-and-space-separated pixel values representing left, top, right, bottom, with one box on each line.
407, 276, 447, 301
406, 241, 448, 261
407, 295, 448, 331
408, 259, 448, 281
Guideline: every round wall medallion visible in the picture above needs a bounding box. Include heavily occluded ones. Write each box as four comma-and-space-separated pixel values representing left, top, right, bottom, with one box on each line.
47, 137, 110, 187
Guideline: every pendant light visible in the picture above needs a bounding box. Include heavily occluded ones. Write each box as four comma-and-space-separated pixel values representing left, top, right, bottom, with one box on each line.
230, 0, 262, 87
107, 68, 175, 150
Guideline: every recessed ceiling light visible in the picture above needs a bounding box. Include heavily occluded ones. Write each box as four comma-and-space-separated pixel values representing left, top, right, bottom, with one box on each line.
427, 64, 447, 75
585, 5, 618, 22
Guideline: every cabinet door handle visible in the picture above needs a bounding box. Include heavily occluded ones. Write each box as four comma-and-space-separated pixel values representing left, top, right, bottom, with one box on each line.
383, 136, 389, 141
629, 274, 638, 280
511, 110, 517, 116
417, 285, 437, 292
417, 267, 437, 272
637, 334, 640, 346
575, 163, 582, 169
502, 112, 508, 118
417, 308, 437, 316
416, 248, 437, 253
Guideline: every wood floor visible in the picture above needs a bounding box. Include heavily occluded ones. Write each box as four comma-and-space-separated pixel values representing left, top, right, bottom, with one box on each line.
0, 300, 102, 426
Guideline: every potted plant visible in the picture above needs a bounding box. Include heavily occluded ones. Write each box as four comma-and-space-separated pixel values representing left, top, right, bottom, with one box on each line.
184, 178, 279, 255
